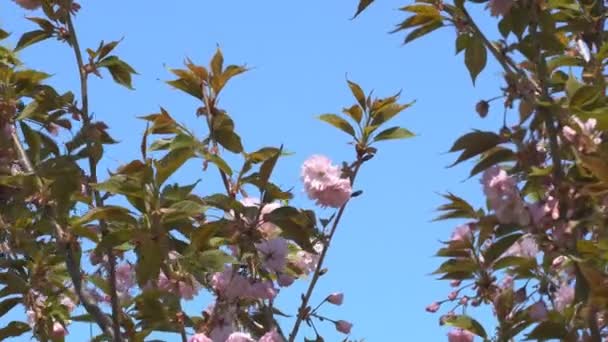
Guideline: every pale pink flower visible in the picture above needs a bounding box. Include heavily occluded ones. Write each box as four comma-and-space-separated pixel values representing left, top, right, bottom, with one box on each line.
226, 332, 255, 342
486, 0, 513, 16
482, 167, 529, 226
188, 333, 212, 342
451, 224, 472, 242
211, 267, 251, 300
26, 310, 36, 328
301, 155, 352, 208
12, 0, 41, 9
210, 314, 235, 342
448, 329, 474, 342
260, 329, 284, 342
529, 301, 548, 321
277, 273, 295, 287
563, 117, 602, 153
115, 263, 135, 293
157, 272, 200, 300
555, 283, 574, 311
51, 322, 68, 338
502, 235, 538, 259
239, 198, 282, 235
292, 250, 319, 275
60, 296, 76, 312
335, 320, 352, 334
256, 238, 289, 273
327, 292, 344, 305
249, 280, 277, 300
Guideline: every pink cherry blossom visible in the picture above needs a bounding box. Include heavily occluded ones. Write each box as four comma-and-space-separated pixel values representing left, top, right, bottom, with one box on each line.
482, 167, 529, 226
335, 320, 352, 334
239, 198, 282, 236
260, 329, 284, 342
502, 235, 538, 259
188, 333, 212, 342
528, 301, 548, 321
210, 316, 235, 342
562, 117, 602, 153
51, 322, 68, 338
115, 263, 135, 293
248, 280, 277, 300
327, 292, 344, 305
226, 332, 255, 342
451, 224, 472, 242
211, 267, 251, 300
12, 0, 41, 9
157, 272, 200, 300
291, 250, 320, 275
301, 155, 352, 208
277, 273, 295, 287
256, 238, 289, 273
448, 329, 474, 342
554, 283, 574, 311
486, 0, 513, 16
60, 296, 76, 312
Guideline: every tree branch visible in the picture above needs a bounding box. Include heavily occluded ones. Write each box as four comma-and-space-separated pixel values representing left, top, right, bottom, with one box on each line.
65, 9, 123, 341
288, 160, 363, 342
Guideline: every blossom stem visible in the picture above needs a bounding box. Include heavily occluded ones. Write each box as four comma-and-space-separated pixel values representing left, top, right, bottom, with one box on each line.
288, 159, 363, 342
65, 9, 123, 341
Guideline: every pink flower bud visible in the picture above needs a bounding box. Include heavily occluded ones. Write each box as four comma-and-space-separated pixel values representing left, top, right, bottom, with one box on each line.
327, 292, 344, 305
450, 279, 462, 287
448, 291, 458, 301
335, 320, 352, 334
459, 296, 469, 305
426, 301, 440, 313
51, 322, 68, 338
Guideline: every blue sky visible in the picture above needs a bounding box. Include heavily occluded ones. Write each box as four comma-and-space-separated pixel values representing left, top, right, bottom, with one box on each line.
1, 0, 508, 340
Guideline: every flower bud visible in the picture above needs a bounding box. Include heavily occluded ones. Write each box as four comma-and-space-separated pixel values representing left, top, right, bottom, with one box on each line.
327, 292, 344, 305
476, 100, 489, 118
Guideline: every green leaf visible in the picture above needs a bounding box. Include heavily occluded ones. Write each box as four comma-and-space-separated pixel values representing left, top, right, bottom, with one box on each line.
470, 148, 516, 177
0, 321, 30, 340
97, 56, 137, 89
444, 315, 487, 338
570, 85, 602, 109
154, 147, 195, 186
15, 30, 52, 51
135, 236, 162, 286
342, 105, 363, 123
347, 80, 367, 110
456, 34, 471, 54
449, 131, 502, 167
211, 47, 224, 76
404, 20, 443, 44
525, 321, 568, 340
215, 129, 243, 153
266, 207, 316, 252
483, 233, 523, 264
373, 126, 414, 142
465, 37, 487, 84
0, 297, 21, 317
259, 146, 281, 192
318, 114, 356, 137
371, 102, 413, 126
98, 40, 121, 60
0, 29, 9, 40
248, 147, 281, 164
76, 206, 137, 226
198, 249, 235, 272
352, 0, 374, 18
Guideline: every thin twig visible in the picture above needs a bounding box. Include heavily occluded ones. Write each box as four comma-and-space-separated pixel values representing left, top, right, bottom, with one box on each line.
288, 161, 363, 342
65, 9, 123, 341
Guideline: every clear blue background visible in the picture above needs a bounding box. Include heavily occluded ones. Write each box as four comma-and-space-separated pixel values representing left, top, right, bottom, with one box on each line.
1, 1, 507, 340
